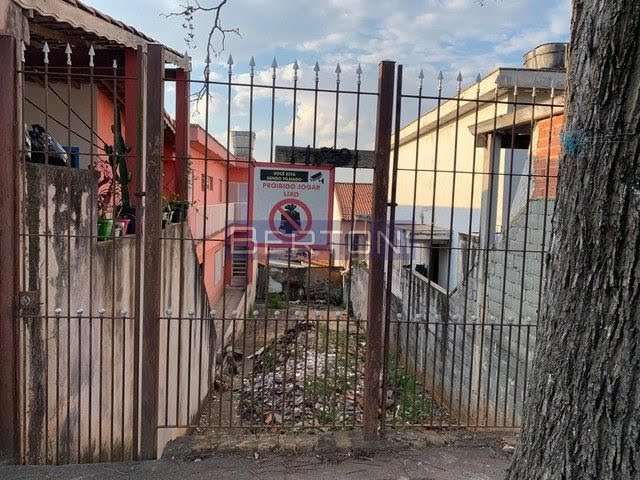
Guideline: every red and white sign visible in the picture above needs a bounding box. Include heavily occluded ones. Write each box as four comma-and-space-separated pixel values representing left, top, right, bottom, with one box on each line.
249, 162, 334, 248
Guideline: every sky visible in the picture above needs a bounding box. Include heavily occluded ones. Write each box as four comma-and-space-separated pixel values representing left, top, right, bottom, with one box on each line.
88, 0, 571, 172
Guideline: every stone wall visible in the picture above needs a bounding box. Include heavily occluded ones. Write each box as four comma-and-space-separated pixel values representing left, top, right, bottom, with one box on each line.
21, 164, 213, 463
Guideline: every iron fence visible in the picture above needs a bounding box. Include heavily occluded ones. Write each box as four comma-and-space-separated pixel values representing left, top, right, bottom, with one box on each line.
10, 39, 562, 464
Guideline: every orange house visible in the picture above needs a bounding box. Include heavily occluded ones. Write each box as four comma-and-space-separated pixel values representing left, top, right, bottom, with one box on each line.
186, 124, 252, 307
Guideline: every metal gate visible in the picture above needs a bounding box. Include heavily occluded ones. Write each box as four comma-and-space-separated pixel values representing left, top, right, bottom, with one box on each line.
4, 34, 561, 463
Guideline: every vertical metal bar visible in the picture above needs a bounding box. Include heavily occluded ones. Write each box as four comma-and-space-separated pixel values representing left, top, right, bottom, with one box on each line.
269, 59, 277, 162
87, 46, 96, 462
120, 311, 126, 458
110, 58, 119, 461
43, 44, 52, 464
175, 67, 190, 428
330, 66, 341, 429
245, 60, 256, 428
140, 44, 164, 460
363, 60, 395, 440
426, 73, 444, 428
445, 77, 463, 425
131, 43, 145, 461
98, 309, 105, 461
19, 40, 27, 465
0, 34, 20, 463
495, 86, 520, 426
462, 77, 482, 425
512, 87, 537, 426
65, 50, 73, 463
343, 65, 362, 425
475, 87, 501, 427
403, 68, 423, 426
222, 58, 233, 428
381, 64, 402, 432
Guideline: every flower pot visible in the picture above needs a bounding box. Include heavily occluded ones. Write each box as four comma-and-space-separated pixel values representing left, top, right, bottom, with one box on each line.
97, 218, 113, 241
116, 218, 131, 236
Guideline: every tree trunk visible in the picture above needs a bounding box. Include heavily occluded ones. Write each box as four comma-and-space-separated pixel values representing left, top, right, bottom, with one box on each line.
507, 1, 640, 478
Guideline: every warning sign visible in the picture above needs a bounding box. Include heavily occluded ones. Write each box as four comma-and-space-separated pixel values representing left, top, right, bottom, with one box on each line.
249, 162, 334, 248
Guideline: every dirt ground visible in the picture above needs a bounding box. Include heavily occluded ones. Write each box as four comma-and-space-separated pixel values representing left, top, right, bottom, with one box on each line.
0, 445, 510, 479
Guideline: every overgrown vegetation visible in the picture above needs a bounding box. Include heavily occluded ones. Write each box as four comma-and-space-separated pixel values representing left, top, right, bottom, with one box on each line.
385, 357, 436, 424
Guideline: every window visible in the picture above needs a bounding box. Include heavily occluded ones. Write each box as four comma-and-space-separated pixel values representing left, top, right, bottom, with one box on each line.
214, 249, 223, 284
201, 175, 214, 192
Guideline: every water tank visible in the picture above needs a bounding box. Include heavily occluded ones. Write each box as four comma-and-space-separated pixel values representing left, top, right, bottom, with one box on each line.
231, 131, 256, 160
522, 43, 567, 71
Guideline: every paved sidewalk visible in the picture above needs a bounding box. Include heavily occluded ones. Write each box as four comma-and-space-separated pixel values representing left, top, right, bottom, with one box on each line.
0, 446, 509, 479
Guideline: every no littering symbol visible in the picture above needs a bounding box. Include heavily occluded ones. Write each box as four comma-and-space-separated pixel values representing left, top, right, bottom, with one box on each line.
268, 198, 313, 242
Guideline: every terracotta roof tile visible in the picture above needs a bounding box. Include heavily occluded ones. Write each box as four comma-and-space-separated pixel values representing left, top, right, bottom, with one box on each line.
334, 183, 373, 220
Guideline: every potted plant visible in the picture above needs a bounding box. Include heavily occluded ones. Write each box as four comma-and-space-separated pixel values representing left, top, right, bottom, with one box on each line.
97, 193, 113, 241
106, 106, 135, 235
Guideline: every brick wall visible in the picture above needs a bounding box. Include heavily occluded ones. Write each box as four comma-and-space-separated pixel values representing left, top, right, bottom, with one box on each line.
532, 113, 564, 199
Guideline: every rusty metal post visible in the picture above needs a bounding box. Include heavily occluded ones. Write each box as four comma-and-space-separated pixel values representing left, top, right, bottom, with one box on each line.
0, 34, 20, 462
363, 60, 395, 440
131, 44, 146, 460
140, 43, 164, 460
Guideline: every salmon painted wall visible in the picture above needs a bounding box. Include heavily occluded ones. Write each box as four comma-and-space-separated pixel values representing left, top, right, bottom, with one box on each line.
96, 87, 125, 216
163, 141, 177, 196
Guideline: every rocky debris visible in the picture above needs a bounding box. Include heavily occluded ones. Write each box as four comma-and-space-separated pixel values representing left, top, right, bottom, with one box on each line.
238, 320, 366, 428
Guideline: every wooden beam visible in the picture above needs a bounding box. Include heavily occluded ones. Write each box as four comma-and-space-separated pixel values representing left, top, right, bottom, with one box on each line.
274, 146, 375, 169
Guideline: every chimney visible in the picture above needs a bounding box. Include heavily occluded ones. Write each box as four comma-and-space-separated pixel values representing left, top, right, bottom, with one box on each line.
231, 131, 256, 160
522, 43, 568, 71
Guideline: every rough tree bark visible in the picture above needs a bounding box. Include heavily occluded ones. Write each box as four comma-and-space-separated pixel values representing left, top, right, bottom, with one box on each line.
507, 1, 640, 479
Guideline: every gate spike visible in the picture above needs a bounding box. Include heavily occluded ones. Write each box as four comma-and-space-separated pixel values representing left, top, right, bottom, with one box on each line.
88, 45, 95, 67
335, 63, 341, 84
65, 43, 72, 66
293, 59, 299, 80
42, 42, 50, 64
456, 71, 463, 94
249, 56, 255, 76
227, 54, 234, 74
112, 59, 118, 70
356, 64, 362, 85
271, 57, 278, 78
418, 69, 424, 88
314, 61, 320, 81
437, 70, 444, 90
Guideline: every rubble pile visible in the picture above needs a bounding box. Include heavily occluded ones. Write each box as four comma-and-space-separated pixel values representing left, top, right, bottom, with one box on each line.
238, 320, 366, 428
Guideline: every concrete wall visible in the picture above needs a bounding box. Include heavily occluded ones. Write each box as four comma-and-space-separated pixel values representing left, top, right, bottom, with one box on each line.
391, 199, 552, 427
347, 199, 552, 427
21, 164, 214, 463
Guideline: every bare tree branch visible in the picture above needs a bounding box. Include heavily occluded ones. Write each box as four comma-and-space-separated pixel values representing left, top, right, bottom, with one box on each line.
164, 0, 240, 103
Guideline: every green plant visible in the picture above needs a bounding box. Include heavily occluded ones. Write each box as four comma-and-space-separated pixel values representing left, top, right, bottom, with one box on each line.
266, 292, 286, 310
385, 357, 434, 422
